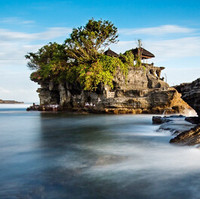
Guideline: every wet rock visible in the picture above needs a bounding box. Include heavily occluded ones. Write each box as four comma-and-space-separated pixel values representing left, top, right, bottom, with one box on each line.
170, 125, 200, 146
152, 116, 171, 124
152, 115, 200, 146
185, 117, 200, 124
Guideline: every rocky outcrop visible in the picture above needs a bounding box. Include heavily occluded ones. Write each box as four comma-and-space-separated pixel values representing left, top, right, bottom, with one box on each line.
32, 65, 191, 114
152, 116, 172, 124
170, 125, 200, 146
153, 115, 200, 146
175, 78, 200, 116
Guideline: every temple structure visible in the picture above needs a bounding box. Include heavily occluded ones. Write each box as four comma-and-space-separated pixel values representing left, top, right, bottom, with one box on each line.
104, 45, 164, 80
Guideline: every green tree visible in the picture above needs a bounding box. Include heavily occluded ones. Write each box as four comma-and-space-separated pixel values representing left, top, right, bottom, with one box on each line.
26, 42, 68, 82
65, 18, 118, 64
26, 19, 135, 91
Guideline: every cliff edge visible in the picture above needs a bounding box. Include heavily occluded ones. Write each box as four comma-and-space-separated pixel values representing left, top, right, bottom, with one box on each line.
174, 78, 200, 117
32, 64, 191, 114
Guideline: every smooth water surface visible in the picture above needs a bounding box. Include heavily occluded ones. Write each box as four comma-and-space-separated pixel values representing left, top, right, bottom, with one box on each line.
0, 105, 200, 199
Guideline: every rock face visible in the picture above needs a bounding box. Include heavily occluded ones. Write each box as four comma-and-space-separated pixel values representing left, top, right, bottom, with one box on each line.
34, 65, 191, 114
175, 78, 200, 116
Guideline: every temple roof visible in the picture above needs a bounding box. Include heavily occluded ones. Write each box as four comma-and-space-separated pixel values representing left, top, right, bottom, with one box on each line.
128, 47, 155, 59
104, 48, 119, 57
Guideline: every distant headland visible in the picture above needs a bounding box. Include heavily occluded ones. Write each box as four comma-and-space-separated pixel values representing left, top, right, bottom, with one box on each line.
0, 99, 24, 104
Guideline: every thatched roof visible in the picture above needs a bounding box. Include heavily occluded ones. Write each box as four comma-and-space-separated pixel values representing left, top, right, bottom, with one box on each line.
128, 47, 155, 59
104, 48, 119, 57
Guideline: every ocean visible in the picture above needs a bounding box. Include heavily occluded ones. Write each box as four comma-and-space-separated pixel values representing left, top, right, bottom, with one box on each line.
0, 104, 200, 199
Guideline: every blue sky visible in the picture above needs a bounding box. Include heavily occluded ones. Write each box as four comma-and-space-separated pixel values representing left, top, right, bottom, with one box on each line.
0, 0, 200, 102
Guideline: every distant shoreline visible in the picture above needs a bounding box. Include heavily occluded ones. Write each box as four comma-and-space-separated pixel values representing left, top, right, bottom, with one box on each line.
0, 99, 24, 104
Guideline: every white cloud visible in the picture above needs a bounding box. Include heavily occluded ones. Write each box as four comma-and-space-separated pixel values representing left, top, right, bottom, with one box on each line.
145, 37, 200, 61
0, 27, 72, 65
0, 87, 10, 94
119, 25, 194, 36
0, 27, 72, 42
0, 17, 35, 25
110, 36, 200, 61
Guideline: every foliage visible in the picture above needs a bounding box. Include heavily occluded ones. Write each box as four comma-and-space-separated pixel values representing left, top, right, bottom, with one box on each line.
135, 55, 142, 67
25, 42, 67, 70
26, 19, 137, 91
26, 42, 69, 82
64, 18, 118, 65
76, 55, 129, 91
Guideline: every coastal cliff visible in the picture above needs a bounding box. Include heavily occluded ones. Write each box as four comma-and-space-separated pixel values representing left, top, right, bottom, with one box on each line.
159, 78, 200, 146
153, 76, 200, 147
32, 64, 191, 114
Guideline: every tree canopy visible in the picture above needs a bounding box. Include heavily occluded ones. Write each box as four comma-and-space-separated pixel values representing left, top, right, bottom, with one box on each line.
26, 19, 135, 91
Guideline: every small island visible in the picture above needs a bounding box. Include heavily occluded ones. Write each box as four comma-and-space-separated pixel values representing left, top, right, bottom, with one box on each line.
26, 19, 191, 114
0, 99, 24, 104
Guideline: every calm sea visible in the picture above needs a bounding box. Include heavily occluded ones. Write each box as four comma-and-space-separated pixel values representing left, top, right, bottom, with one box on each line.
0, 104, 200, 199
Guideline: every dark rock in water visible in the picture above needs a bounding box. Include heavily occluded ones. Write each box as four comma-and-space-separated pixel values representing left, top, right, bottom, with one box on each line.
152, 115, 200, 146
185, 117, 200, 124
152, 115, 185, 124
152, 116, 171, 124
170, 125, 200, 146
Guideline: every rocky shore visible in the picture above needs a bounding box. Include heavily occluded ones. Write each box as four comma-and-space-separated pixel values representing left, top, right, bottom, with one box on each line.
153, 115, 200, 147
151, 77, 200, 147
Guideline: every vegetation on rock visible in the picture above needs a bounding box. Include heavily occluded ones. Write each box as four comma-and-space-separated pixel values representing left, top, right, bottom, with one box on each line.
26, 19, 136, 91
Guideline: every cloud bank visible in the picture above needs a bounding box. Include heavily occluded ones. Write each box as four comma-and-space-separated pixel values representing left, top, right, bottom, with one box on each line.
119, 25, 194, 36
111, 36, 200, 61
